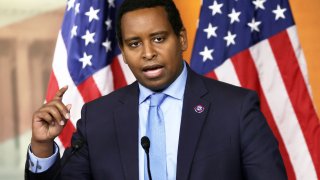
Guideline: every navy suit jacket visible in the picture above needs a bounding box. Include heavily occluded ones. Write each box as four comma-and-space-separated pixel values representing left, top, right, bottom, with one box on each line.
25, 67, 287, 180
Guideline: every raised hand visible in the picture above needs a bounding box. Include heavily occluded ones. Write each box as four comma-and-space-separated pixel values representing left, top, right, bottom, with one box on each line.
31, 86, 71, 158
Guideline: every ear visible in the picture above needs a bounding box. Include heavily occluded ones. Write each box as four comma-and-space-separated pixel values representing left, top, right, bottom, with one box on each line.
179, 28, 188, 51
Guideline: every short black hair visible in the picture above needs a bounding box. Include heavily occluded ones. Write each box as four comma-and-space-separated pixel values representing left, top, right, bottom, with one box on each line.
116, 0, 184, 47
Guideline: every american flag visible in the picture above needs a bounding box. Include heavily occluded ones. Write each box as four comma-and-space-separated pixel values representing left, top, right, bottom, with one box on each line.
46, 0, 134, 153
46, 0, 320, 179
190, 0, 320, 179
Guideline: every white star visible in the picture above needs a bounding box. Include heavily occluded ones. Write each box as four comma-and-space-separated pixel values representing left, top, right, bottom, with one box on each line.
108, 0, 115, 8
85, 6, 100, 22
71, 25, 78, 38
209, 0, 223, 16
203, 23, 218, 39
247, 18, 261, 32
199, 46, 214, 62
228, 8, 241, 24
272, 5, 287, 20
105, 18, 112, 30
81, 30, 95, 46
252, 0, 266, 10
79, 52, 93, 69
67, 0, 75, 11
102, 39, 112, 52
223, 31, 237, 47
75, 3, 80, 14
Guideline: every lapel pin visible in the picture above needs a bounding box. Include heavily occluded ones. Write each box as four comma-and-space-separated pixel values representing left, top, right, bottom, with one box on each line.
194, 105, 205, 113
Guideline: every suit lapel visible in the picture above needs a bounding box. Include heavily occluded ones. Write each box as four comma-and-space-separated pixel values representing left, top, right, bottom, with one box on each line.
176, 69, 210, 180
114, 82, 139, 180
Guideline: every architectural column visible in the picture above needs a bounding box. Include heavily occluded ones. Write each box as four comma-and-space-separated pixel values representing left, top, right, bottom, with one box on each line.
0, 39, 20, 167
14, 39, 32, 167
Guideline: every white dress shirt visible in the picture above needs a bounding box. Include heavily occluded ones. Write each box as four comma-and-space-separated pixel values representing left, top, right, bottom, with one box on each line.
138, 62, 187, 180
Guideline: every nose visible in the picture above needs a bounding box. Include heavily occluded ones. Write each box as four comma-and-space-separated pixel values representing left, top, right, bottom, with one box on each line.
142, 42, 157, 60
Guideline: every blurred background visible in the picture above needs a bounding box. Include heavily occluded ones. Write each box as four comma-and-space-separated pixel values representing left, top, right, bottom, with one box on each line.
0, 0, 319, 179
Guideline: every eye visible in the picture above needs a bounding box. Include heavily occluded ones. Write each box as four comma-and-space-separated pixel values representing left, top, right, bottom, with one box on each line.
153, 36, 165, 43
128, 41, 141, 48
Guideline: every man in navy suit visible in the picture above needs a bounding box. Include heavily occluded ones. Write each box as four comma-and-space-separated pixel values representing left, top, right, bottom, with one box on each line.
26, 0, 287, 179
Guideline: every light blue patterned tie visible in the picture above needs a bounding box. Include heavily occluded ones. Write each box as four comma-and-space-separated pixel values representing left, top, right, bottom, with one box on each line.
145, 93, 167, 180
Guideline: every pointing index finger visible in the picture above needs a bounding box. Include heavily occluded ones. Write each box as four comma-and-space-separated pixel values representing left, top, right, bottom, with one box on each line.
54, 85, 68, 100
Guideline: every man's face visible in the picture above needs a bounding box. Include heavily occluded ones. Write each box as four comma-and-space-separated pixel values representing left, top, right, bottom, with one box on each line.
120, 7, 187, 91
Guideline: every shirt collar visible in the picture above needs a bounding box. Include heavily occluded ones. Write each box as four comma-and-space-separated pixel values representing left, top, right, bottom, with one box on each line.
138, 61, 188, 104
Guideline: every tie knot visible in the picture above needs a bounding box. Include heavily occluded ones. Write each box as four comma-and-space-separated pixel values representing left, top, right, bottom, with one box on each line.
150, 93, 166, 107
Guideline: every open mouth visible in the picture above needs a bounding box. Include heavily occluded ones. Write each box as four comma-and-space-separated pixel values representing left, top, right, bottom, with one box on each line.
142, 65, 164, 79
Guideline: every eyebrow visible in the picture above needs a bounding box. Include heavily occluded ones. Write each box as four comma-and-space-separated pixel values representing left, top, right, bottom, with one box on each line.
149, 31, 168, 37
123, 31, 169, 42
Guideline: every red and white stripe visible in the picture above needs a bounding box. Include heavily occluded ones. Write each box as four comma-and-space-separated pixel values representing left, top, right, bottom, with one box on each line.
47, 31, 134, 151
206, 26, 320, 180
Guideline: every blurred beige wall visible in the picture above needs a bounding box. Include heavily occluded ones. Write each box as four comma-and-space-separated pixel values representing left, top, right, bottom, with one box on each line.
0, 9, 64, 142
0, 8, 64, 179
0, 0, 65, 27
